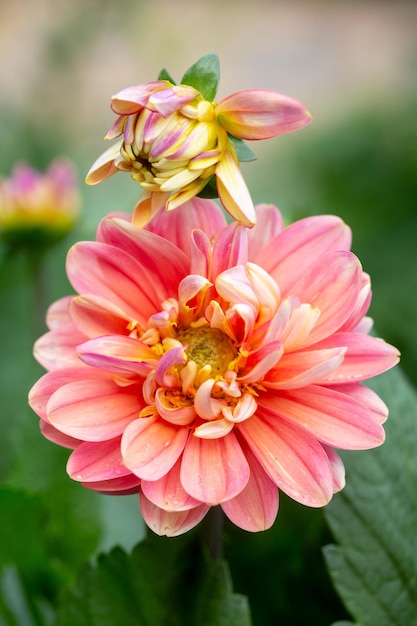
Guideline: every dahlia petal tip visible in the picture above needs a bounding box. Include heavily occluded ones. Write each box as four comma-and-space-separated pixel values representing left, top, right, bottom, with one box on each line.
85, 141, 123, 185
216, 89, 313, 140
111, 81, 171, 115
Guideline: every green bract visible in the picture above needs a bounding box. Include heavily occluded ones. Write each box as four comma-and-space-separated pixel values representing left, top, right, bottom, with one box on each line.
181, 53, 220, 101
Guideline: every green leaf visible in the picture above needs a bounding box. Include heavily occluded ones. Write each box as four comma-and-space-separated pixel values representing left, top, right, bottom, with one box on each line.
197, 175, 218, 200
181, 54, 220, 100
0, 565, 54, 626
57, 533, 251, 626
157, 68, 176, 84
0, 488, 47, 573
228, 135, 257, 162
193, 559, 251, 626
323, 366, 417, 626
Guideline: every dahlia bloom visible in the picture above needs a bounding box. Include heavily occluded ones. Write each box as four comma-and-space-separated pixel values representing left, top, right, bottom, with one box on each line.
0, 160, 80, 246
86, 77, 311, 227
29, 199, 399, 536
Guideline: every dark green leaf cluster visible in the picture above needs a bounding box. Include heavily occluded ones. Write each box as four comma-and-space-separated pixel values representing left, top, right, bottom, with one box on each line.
57, 533, 251, 626
324, 367, 417, 626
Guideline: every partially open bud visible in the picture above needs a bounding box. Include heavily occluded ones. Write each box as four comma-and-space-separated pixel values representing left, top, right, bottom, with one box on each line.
86, 56, 312, 227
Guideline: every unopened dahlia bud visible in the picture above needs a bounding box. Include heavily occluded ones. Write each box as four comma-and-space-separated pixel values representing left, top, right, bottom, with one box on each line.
0, 159, 80, 250
86, 55, 312, 227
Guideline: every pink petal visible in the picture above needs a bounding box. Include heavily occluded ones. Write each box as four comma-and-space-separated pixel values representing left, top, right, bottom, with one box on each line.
48, 378, 143, 441
29, 367, 108, 419
259, 385, 385, 450
40, 420, 81, 449
215, 151, 257, 227
155, 388, 196, 426
338, 273, 372, 332
104, 114, 126, 140
154, 346, 186, 388
211, 221, 248, 278
216, 89, 312, 140
148, 115, 191, 159
121, 416, 188, 481
140, 493, 209, 537
76, 335, 157, 377
278, 302, 320, 351
82, 474, 140, 494
67, 241, 161, 323
97, 217, 189, 301
238, 413, 333, 507
110, 81, 172, 115
264, 347, 346, 389
69, 295, 134, 338
178, 274, 212, 317
141, 457, 201, 511
246, 262, 281, 316
334, 383, 388, 424
67, 438, 130, 482
193, 418, 234, 439
323, 445, 346, 493
190, 230, 212, 278
215, 264, 259, 309
180, 431, 250, 505
147, 84, 200, 116
34, 326, 87, 371
194, 379, 226, 421
145, 196, 226, 257
254, 215, 352, 293
221, 442, 278, 531
312, 333, 400, 384
247, 204, 283, 261
289, 251, 363, 347
223, 302, 257, 344
238, 341, 284, 384
46, 296, 73, 329
156, 121, 211, 162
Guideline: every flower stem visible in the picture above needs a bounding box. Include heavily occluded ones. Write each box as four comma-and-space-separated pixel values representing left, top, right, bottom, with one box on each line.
28, 251, 48, 337
202, 506, 224, 560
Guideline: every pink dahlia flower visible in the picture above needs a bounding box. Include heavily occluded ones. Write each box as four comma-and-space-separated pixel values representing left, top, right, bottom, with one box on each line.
29, 199, 399, 536
85, 80, 311, 227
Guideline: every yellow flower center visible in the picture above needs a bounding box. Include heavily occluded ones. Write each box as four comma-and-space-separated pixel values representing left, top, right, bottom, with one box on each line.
176, 326, 236, 377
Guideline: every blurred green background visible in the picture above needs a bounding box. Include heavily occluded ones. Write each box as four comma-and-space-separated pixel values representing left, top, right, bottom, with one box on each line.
1, 1, 416, 624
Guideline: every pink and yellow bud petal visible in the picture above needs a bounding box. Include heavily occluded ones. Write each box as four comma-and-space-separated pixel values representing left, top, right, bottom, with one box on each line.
111, 81, 173, 115
85, 140, 123, 185
216, 89, 312, 140
215, 151, 257, 227
147, 84, 200, 116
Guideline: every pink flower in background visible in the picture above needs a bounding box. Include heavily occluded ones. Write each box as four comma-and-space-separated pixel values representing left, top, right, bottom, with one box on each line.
0, 160, 80, 240
85, 80, 311, 227
29, 199, 399, 536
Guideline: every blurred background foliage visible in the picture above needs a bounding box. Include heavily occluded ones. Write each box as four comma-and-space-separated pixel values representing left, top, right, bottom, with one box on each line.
0, 1, 416, 624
